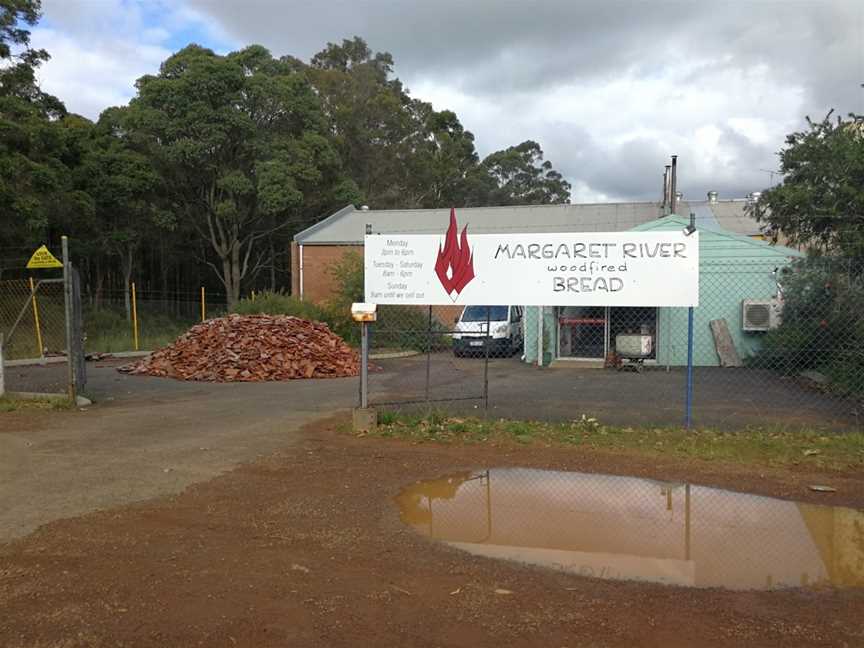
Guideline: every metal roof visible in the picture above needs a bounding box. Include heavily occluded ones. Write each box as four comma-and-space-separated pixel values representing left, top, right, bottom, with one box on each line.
294, 200, 763, 244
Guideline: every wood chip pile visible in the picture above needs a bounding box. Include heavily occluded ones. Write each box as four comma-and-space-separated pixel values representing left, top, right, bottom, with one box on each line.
119, 314, 360, 381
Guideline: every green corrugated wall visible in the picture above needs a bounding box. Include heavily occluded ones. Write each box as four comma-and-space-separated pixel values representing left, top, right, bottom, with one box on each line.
523, 215, 802, 367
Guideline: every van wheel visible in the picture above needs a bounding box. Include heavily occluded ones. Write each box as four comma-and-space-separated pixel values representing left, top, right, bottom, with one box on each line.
454, 348, 463, 358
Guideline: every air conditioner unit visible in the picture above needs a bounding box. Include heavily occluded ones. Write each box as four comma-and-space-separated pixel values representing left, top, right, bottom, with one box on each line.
742, 299, 781, 332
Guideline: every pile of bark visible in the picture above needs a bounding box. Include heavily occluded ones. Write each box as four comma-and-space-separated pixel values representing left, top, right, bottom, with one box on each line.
119, 314, 360, 381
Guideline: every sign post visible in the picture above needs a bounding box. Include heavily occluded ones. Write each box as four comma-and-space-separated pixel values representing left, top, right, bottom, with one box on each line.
351, 302, 377, 431
684, 212, 697, 429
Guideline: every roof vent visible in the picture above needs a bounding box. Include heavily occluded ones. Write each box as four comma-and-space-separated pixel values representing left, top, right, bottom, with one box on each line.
360, 205, 370, 211
707, 191, 718, 203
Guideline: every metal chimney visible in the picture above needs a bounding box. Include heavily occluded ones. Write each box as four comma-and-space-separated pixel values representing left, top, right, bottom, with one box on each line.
707, 191, 718, 204
662, 165, 671, 213
670, 155, 678, 214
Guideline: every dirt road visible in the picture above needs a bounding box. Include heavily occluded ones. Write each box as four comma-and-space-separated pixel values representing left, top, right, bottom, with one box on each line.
0, 360, 357, 541
1, 415, 863, 647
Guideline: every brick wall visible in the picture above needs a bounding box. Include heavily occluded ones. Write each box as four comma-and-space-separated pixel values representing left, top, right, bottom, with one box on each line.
293, 244, 362, 303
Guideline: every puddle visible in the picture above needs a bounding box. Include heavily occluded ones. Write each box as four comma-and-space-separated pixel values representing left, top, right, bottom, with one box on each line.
396, 468, 864, 591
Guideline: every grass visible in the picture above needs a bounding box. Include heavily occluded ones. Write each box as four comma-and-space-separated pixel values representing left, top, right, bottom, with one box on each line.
363, 412, 864, 472
86, 329, 185, 354
84, 307, 193, 354
0, 395, 73, 413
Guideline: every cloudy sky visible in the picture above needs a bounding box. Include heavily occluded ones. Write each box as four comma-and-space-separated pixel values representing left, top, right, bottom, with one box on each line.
32, 0, 864, 203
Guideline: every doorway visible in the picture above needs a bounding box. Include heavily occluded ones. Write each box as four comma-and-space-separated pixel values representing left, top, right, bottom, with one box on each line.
555, 306, 658, 361
557, 306, 607, 359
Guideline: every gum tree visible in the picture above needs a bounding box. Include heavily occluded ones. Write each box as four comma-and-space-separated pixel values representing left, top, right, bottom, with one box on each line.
126, 44, 356, 309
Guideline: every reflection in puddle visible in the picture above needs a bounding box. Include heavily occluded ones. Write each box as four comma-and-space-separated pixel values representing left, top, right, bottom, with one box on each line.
396, 469, 864, 590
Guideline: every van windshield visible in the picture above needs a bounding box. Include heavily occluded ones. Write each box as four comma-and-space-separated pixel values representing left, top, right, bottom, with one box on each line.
461, 306, 508, 322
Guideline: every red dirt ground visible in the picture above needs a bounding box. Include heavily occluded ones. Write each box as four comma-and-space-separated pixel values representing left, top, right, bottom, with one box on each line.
1, 416, 863, 648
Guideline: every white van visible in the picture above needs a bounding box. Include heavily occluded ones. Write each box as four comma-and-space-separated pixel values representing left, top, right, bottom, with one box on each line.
452, 305, 524, 357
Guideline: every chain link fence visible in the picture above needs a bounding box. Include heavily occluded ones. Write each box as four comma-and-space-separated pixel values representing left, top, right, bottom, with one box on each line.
1, 246, 86, 398
366, 304, 524, 411
0, 278, 67, 360
82, 288, 226, 354
365, 255, 863, 431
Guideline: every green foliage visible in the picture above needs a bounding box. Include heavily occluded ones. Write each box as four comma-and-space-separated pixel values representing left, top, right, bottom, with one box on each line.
232, 290, 357, 344
0, 0, 78, 256
480, 140, 571, 205
754, 111, 864, 266
0, 23, 570, 308
306, 37, 569, 209
124, 44, 355, 309
324, 250, 450, 351
234, 291, 329, 321
328, 250, 364, 309
750, 256, 864, 395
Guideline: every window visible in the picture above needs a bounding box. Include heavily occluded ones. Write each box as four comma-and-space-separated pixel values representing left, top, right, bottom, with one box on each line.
461, 305, 508, 322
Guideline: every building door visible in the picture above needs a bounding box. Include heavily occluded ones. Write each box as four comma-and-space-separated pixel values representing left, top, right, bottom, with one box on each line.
557, 306, 607, 359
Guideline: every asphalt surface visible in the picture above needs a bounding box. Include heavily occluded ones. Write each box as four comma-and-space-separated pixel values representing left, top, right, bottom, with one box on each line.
369, 353, 861, 431
6, 351, 859, 430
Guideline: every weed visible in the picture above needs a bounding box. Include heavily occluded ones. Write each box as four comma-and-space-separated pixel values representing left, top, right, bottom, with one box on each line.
359, 413, 864, 471
0, 395, 72, 413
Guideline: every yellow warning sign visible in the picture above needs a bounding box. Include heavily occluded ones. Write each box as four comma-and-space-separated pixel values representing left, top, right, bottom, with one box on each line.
26, 245, 63, 269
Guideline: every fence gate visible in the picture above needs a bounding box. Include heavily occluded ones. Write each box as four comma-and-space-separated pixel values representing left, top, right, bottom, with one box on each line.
366, 305, 497, 413
0, 245, 86, 399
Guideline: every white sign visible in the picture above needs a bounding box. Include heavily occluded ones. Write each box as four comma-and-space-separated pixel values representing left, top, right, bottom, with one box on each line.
364, 212, 699, 307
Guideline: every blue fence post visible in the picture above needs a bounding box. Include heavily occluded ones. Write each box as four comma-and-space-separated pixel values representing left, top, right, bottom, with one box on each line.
685, 211, 696, 429
686, 305, 694, 429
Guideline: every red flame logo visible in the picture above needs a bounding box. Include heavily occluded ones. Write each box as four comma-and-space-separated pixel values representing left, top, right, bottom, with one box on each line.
435, 208, 475, 298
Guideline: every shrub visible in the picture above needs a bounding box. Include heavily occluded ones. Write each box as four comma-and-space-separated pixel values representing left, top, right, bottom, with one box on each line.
233, 290, 358, 345
749, 255, 864, 396
326, 251, 451, 351
234, 291, 328, 321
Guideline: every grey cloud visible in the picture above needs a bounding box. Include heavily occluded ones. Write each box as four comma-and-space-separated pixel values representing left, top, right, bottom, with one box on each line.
180, 0, 864, 201
186, 0, 861, 110
538, 123, 778, 203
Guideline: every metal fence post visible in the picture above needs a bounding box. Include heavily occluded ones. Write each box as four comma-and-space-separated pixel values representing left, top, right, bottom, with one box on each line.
360, 320, 369, 409
685, 212, 696, 429
425, 305, 432, 408
131, 281, 139, 351
0, 333, 5, 397
537, 306, 543, 368
484, 305, 490, 410
61, 236, 76, 402
685, 306, 694, 428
